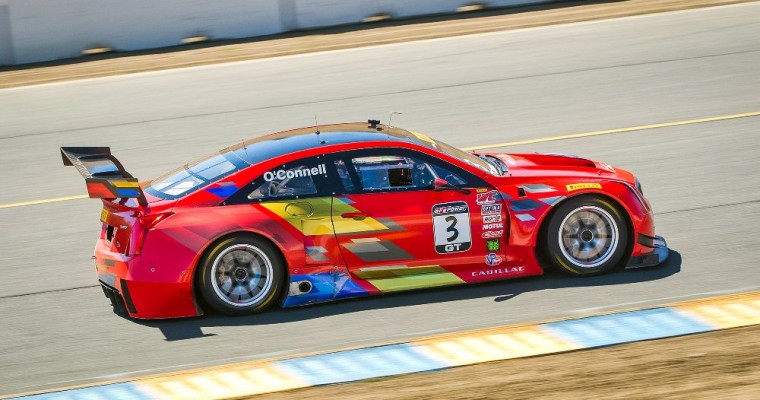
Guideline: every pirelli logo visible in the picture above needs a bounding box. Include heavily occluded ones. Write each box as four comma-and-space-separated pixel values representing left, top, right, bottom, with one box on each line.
566, 183, 602, 191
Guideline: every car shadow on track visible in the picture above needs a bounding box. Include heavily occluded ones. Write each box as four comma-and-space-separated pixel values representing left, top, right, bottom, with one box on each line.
130, 250, 681, 341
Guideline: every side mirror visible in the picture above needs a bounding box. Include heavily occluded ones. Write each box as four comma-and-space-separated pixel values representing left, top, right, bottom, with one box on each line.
433, 178, 470, 194
433, 178, 451, 191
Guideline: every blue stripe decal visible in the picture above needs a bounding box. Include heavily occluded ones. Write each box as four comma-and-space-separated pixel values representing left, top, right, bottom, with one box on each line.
276, 343, 448, 385
115, 188, 140, 197
282, 273, 369, 307
508, 199, 543, 211
539, 195, 564, 206
12, 383, 153, 400
206, 184, 238, 198
542, 307, 714, 348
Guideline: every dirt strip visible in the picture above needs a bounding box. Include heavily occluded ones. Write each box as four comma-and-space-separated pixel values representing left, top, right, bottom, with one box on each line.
0, 0, 754, 89
252, 325, 760, 400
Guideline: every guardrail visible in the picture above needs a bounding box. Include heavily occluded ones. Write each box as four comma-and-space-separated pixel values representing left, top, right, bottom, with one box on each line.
0, 0, 554, 65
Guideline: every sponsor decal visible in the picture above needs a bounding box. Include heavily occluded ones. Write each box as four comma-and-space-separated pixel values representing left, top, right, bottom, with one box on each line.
480, 204, 502, 215
472, 266, 526, 277
486, 239, 500, 251
483, 214, 502, 224
481, 230, 504, 239
264, 164, 326, 182
485, 253, 503, 266
476, 190, 499, 205
432, 201, 472, 254
566, 183, 602, 191
483, 223, 504, 230
433, 203, 469, 215
476, 188, 489, 193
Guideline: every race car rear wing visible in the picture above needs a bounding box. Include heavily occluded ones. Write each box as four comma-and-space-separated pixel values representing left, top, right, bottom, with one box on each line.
60, 147, 147, 206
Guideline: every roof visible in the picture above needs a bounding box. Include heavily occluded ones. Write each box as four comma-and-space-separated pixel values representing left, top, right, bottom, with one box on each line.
222, 122, 426, 166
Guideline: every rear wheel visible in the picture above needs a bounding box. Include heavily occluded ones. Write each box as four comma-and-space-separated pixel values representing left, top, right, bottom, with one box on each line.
198, 236, 284, 315
546, 196, 628, 276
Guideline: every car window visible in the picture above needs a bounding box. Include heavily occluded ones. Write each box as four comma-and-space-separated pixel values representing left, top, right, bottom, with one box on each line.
334, 159, 355, 192
147, 153, 243, 199
409, 132, 500, 176
248, 164, 321, 200
351, 155, 466, 192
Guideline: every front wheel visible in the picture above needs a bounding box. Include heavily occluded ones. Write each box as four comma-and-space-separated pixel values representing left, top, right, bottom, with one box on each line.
198, 236, 284, 315
546, 196, 628, 276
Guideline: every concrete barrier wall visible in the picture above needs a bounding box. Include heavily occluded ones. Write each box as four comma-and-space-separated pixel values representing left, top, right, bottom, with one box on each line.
6, 0, 283, 64
1, 0, 552, 65
0, 0, 13, 65
293, 0, 551, 30
293, 0, 480, 29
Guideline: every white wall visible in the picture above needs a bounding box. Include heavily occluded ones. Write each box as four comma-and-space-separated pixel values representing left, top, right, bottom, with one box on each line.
293, 0, 470, 29
6, 0, 283, 64
0, 0, 12, 65
1, 0, 553, 65
292, 0, 553, 29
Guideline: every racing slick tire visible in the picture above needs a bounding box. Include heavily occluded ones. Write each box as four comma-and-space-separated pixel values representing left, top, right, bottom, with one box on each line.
198, 235, 285, 315
546, 195, 628, 276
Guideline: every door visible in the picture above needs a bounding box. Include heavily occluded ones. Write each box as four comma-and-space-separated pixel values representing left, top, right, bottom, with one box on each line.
329, 149, 508, 292
231, 156, 345, 271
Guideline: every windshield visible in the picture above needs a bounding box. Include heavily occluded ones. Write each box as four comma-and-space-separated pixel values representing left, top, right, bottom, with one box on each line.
409, 132, 501, 176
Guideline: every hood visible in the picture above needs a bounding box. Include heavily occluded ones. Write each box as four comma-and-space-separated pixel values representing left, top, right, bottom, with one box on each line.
478, 152, 636, 183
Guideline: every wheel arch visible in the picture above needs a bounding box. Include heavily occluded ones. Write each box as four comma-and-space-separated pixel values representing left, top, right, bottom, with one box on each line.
191, 230, 291, 310
534, 192, 635, 271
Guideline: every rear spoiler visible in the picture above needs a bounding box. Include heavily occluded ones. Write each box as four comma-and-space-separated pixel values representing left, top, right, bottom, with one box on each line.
60, 147, 147, 206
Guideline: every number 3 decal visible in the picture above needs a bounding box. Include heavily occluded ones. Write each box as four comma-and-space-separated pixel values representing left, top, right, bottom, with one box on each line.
445, 215, 459, 242
432, 201, 472, 254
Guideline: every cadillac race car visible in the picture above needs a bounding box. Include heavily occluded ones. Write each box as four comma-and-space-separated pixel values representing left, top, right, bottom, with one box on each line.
61, 120, 668, 319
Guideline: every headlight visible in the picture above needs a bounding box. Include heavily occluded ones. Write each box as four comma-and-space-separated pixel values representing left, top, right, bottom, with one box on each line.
635, 178, 643, 195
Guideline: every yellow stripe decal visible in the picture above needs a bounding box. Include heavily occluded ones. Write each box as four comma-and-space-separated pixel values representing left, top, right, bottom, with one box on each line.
111, 180, 140, 188
354, 264, 448, 279
259, 197, 390, 236
367, 271, 465, 292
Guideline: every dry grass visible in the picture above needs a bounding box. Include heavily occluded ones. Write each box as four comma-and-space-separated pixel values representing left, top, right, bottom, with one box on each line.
253, 325, 760, 400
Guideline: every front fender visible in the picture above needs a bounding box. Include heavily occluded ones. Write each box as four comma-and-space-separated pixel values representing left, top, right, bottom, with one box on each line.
500, 180, 650, 248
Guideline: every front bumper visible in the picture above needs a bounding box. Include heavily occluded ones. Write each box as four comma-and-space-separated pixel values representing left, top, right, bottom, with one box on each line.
627, 235, 669, 269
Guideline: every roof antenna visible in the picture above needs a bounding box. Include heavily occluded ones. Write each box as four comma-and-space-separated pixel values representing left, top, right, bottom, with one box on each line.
314, 115, 325, 145
241, 139, 250, 161
388, 111, 402, 128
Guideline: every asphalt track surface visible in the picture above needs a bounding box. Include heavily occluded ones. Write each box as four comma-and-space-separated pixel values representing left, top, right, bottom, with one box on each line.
1, 3, 759, 396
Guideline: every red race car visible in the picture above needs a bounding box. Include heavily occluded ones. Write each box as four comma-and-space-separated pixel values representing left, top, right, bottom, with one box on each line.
62, 120, 667, 319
